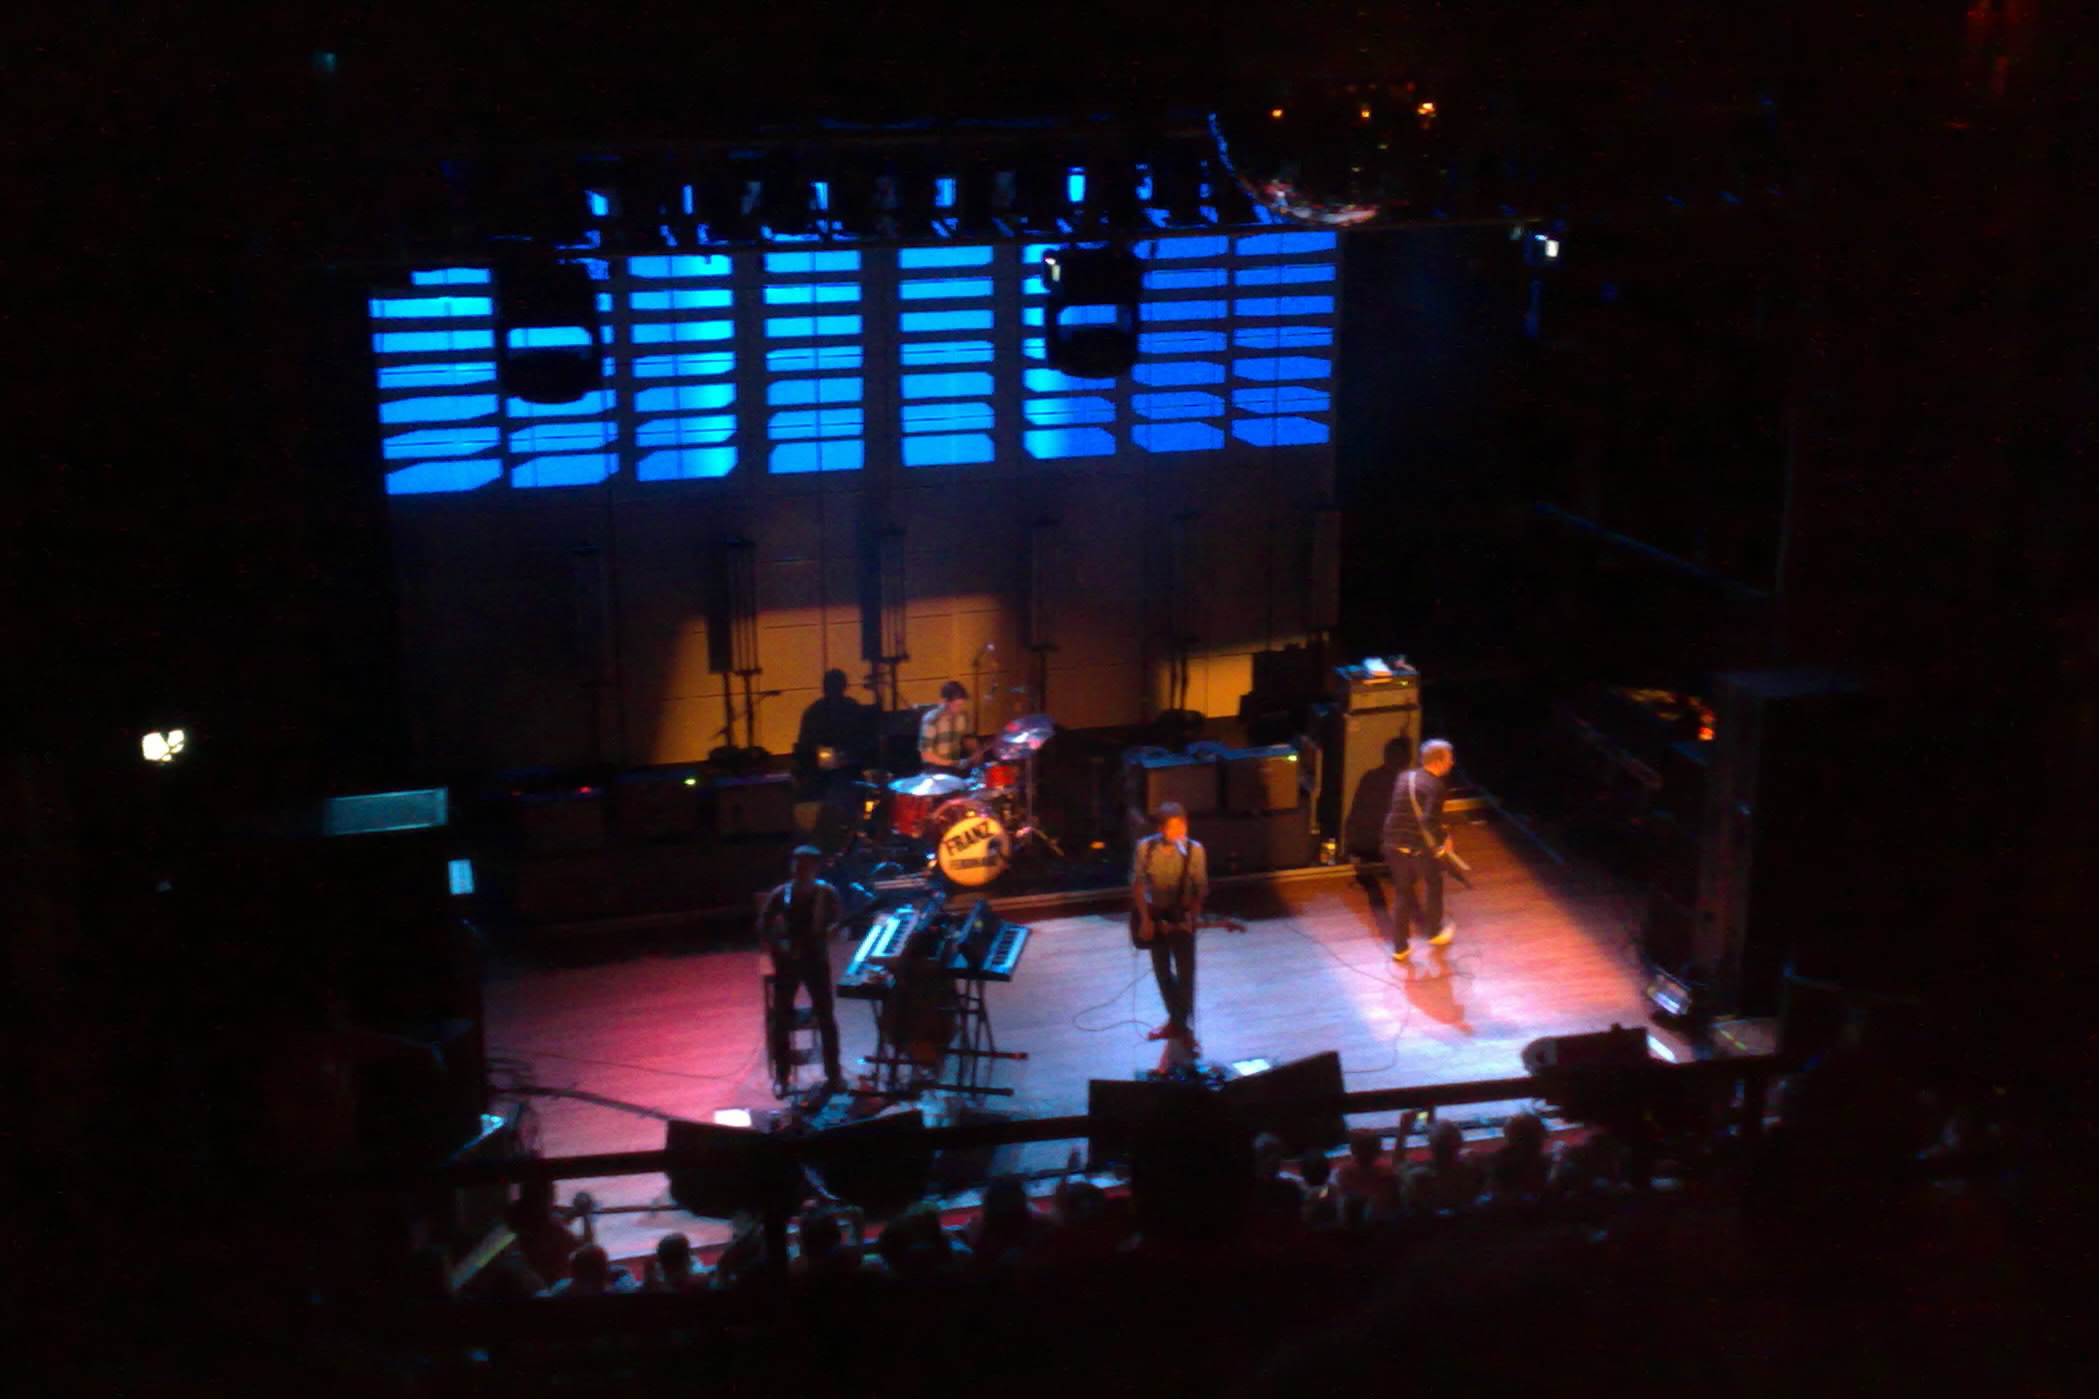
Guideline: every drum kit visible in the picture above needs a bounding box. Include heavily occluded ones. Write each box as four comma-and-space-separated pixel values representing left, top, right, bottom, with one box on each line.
871, 713, 1060, 888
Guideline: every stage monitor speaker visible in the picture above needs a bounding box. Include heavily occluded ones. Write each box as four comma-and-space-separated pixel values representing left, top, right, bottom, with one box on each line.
1220, 744, 1302, 814
663, 1120, 803, 1220
801, 1109, 930, 1218
1134, 751, 1219, 817
713, 772, 796, 837
1324, 659, 1421, 856
1521, 1024, 1652, 1077
1217, 1049, 1346, 1155
1086, 1077, 1208, 1171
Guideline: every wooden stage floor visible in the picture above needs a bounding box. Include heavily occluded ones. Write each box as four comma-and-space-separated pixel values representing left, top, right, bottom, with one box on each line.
482, 819, 1681, 1263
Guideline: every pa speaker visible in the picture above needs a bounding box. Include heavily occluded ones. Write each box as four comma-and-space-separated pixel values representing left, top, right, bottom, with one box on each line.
801, 1109, 930, 1218
1217, 1049, 1346, 1154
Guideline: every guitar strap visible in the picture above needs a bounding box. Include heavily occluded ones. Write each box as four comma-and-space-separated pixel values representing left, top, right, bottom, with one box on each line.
1148, 837, 1193, 933
1405, 770, 1434, 857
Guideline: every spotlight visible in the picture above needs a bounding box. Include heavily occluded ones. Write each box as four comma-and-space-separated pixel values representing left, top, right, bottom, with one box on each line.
141, 729, 187, 764
1523, 228, 1564, 266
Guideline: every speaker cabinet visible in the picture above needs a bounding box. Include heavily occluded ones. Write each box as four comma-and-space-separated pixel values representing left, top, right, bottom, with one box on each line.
1695, 669, 1876, 1016
515, 789, 607, 853
713, 772, 796, 837
1220, 745, 1303, 814
1322, 660, 1422, 855
613, 768, 701, 842
1133, 751, 1220, 817
1199, 807, 1315, 875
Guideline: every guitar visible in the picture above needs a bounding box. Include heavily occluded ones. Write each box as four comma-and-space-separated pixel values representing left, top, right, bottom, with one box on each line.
1128, 911, 1248, 948
1438, 840, 1476, 890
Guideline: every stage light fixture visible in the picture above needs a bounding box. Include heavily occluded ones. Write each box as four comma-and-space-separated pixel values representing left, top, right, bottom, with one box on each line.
698, 164, 758, 243
1150, 149, 1209, 227
826, 163, 882, 238
953, 157, 1002, 236
1013, 153, 1071, 234
758, 154, 817, 237
1079, 158, 1142, 235
891, 160, 940, 238
1042, 243, 1142, 378
141, 729, 186, 763
493, 244, 601, 404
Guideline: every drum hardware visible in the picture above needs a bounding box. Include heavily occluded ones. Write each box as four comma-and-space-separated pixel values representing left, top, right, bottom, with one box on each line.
887, 771, 967, 839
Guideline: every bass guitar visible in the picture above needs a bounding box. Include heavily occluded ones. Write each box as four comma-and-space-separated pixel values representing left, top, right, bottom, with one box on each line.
1128, 911, 1248, 948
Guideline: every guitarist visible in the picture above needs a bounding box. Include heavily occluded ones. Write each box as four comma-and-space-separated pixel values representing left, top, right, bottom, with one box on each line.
759, 845, 848, 1093
1130, 802, 1210, 1051
1383, 738, 1458, 964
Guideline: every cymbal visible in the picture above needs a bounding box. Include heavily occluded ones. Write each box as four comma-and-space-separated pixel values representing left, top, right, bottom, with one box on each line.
889, 772, 968, 797
990, 713, 1055, 758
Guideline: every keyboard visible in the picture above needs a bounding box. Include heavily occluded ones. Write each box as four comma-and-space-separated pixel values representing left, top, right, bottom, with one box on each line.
956, 918, 1030, 982
837, 891, 948, 999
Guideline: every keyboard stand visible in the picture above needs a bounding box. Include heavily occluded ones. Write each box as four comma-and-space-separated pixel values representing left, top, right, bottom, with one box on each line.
943, 976, 1027, 1098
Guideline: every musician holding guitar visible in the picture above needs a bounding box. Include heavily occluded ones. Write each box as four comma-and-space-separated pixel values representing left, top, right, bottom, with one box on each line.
1383, 738, 1460, 963
1130, 802, 1212, 1051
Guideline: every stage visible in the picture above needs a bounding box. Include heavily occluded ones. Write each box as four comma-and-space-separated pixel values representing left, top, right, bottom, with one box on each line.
481, 816, 1684, 1264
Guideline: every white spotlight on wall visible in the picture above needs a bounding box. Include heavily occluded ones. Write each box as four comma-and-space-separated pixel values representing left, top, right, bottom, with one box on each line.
142, 729, 187, 763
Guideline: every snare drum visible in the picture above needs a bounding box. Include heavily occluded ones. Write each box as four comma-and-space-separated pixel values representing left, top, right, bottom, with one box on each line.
888, 772, 966, 838
925, 797, 1011, 887
977, 761, 1022, 791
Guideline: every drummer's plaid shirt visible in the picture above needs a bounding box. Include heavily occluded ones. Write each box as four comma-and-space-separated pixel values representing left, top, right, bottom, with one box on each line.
918, 703, 970, 766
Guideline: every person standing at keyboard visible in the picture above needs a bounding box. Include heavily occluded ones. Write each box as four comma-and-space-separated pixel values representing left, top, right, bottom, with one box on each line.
1130, 802, 1209, 1052
760, 845, 846, 1094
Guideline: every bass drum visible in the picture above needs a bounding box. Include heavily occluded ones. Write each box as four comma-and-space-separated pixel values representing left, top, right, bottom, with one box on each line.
924, 797, 1012, 887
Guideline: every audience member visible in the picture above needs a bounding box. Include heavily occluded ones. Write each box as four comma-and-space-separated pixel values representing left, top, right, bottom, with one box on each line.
539, 1244, 637, 1298
1127, 1090, 1256, 1255
1251, 1133, 1309, 1220
643, 1232, 705, 1292
794, 1208, 869, 1282
1298, 1148, 1339, 1228
503, 1178, 584, 1290
964, 1176, 1046, 1270
1333, 1127, 1401, 1220
713, 1213, 770, 1290
1549, 1128, 1628, 1200
874, 1203, 970, 1280
1407, 1120, 1484, 1214
1483, 1112, 1551, 1203
1022, 1178, 1133, 1274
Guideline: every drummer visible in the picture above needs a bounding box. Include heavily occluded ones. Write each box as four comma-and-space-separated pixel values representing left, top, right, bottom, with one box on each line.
917, 680, 979, 777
